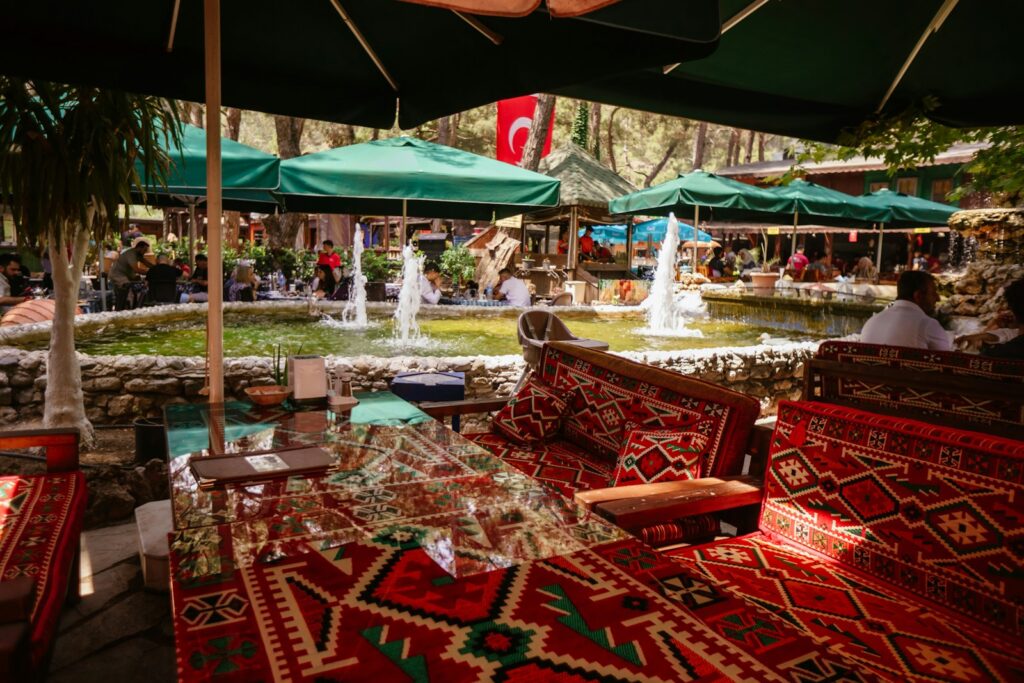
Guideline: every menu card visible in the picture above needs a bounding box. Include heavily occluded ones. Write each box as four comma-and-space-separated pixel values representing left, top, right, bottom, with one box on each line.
190, 446, 334, 489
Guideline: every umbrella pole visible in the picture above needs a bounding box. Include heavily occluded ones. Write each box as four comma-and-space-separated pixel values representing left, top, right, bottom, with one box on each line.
401, 199, 407, 250
875, 223, 885, 272
791, 210, 798, 255
692, 206, 699, 273
188, 203, 198, 275
568, 205, 578, 269
203, 0, 224, 405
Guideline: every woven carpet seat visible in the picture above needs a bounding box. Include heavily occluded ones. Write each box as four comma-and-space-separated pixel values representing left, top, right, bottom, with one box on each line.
0, 471, 86, 670
665, 400, 1024, 681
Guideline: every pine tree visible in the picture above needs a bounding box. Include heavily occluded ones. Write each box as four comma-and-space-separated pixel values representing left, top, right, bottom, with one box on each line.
571, 101, 589, 148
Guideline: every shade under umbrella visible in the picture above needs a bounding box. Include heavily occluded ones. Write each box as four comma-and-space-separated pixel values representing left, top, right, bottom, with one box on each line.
558, 0, 1024, 142
1, 0, 720, 129
277, 137, 559, 220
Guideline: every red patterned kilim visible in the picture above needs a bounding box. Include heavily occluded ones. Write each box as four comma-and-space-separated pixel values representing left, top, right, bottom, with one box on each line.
612, 426, 710, 486
172, 531, 878, 682
490, 376, 569, 444
814, 341, 1024, 432
464, 431, 612, 499
0, 472, 86, 666
667, 399, 1024, 682
538, 341, 760, 475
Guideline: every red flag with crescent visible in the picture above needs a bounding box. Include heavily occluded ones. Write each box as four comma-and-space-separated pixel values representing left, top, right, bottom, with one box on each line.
496, 95, 555, 165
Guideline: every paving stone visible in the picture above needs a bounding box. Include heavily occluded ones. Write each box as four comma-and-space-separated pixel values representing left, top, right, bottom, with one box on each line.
60, 561, 141, 632
51, 590, 169, 670
80, 521, 139, 577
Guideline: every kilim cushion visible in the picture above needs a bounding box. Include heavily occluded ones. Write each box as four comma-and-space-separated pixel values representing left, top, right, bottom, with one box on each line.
538, 341, 760, 474
0, 472, 86, 667
464, 431, 613, 499
490, 377, 569, 444
763, 400, 1024, 637
814, 341, 1024, 432
611, 425, 710, 486
668, 533, 1024, 682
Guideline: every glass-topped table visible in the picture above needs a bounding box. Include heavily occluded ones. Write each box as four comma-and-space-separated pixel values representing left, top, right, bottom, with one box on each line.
166, 393, 868, 682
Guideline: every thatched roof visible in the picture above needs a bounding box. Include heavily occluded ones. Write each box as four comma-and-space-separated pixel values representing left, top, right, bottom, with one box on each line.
537, 143, 636, 210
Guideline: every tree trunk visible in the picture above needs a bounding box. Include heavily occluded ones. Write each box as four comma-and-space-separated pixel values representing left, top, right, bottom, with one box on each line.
328, 124, 356, 147
371, 128, 380, 141
588, 103, 602, 160
606, 107, 621, 172
187, 103, 204, 128
45, 221, 94, 447
726, 129, 741, 166
274, 116, 305, 249
437, 116, 453, 147
519, 94, 555, 171
225, 107, 242, 141
692, 121, 709, 170
644, 140, 678, 187
744, 130, 755, 164
758, 133, 766, 162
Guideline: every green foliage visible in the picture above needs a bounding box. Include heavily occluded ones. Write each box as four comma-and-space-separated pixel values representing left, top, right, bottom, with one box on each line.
793, 100, 1024, 206
439, 244, 476, 287
0, 78, 180, 249
361, 249, 397, 282
271, 342, 304, 386
750, 233, 780, 273
571, 101, 589, 149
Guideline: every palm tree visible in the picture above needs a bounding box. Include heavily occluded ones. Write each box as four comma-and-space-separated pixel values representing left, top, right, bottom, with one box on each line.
0, 78, 180, 445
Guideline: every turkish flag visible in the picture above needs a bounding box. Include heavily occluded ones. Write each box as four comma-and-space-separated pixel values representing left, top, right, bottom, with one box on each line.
496, 95, 555, 166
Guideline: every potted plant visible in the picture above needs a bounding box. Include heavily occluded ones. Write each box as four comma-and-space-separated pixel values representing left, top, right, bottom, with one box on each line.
439, 244, 476, 295
245, 343, 292, 406
749, 231, 782, 296
361, 249, 395, 302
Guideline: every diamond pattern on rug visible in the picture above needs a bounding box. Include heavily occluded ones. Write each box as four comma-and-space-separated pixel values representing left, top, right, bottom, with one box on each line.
611, 427, 709, 486
491, 377, 570, 444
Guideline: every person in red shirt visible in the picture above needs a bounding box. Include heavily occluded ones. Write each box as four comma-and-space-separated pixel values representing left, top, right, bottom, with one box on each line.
787, 246, 809, 274
317, 240, 341, 271
578, 227, 595, 261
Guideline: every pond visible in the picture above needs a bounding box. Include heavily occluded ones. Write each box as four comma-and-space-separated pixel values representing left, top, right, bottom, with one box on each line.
68, 309, 820, 358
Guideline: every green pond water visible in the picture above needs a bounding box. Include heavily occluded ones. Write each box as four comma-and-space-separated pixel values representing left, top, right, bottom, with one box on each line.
70, 311, 817, 358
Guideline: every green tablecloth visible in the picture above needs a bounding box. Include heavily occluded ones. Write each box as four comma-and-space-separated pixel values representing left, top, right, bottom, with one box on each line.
164, 391, 431, 459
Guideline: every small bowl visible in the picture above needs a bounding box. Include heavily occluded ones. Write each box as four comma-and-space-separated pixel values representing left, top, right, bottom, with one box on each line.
245, 385, 292, 406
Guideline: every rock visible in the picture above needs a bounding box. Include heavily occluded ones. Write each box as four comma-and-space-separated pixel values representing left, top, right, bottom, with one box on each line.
83, 377, 122, 392
0, 388, 11, 406
8, 371, 34, 387
124, 377, 180, 395
0, 355, 21, 368
107, 395, 135, 418
125, 467, 154, 504
85, 478, 136, 527
0, 407, 18, 424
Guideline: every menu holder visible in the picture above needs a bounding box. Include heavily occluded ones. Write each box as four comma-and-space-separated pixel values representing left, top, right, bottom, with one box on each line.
190, 446, 335, 490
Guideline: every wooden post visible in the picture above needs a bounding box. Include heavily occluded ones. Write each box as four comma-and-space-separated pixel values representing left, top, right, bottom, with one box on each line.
383, 215, 390, 252
568, 205, 579, 269
204, 0, 224, 405
188, 204, 198, 270
625, 219, 633, 272
824, 232, 834, 266
875, 223, 885, 271
790, 210, 798, 255
692, 206, 699, 272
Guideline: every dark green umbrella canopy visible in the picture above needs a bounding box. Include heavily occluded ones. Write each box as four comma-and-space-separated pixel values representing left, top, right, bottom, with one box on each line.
277, 137, 560, 220
559, 0, 1024, 141
132, 123, 280, 211
767, 179, 888, 227
859, 188, 956, 227
0, 0, 719, 129
609, 170, 787, 221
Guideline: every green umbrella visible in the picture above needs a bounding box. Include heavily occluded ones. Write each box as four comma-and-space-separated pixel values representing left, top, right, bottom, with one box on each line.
767, 178, 888, 254
278, 137, 559, 220
1, 0, 720, 129
559, 0, 1024, 141
133, 123, 280, 212
610, 170, 786, 270
860, 188, 957, 270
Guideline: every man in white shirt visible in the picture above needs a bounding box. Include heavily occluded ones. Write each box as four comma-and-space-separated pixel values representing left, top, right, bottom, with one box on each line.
420, 262, 442, 305
495, 268, 531, 307
0, 254, 29, 313
860, 271, 951, 350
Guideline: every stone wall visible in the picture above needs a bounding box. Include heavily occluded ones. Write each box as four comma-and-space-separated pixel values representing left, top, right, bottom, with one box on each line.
0, 342, 817, 427
941, 260, 1024, 325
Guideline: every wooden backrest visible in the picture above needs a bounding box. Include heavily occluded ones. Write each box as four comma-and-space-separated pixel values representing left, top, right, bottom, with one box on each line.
805, 341, 1024, 438
0, 428, 80, 472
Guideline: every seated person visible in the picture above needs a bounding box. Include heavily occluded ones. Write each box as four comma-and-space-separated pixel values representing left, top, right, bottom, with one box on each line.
182, 254, 209, 303
787, 246, 809, 274
495, 267, 531, 307
227, 264, 259, 302
707, 247, 725, 278
420, 261, 442, 305
957, 279, 1024, 358
0, 254, 30, 313
578, 226, 595, 261
595, 242, 615, 263
736, 248, 757, 273
317, 239, 342, 271
804, 254, 830, 278
860, 270, 951, 350
145, 255, 182, 304
310, 264, 336, 300
109, 237, 152, 310
173, 257, 191, 278
851, 256, 878, 281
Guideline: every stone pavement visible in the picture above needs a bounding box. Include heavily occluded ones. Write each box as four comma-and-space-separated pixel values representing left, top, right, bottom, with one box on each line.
48, 521, 176, 683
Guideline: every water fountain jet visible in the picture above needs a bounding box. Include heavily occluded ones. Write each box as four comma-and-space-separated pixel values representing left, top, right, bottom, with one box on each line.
639, 213, 705, 338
